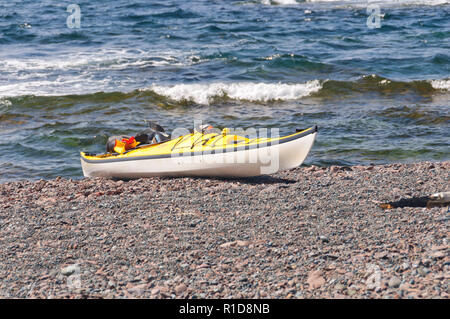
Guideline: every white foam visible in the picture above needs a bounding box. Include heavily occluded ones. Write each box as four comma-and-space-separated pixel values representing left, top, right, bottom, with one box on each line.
0, 98, 12, 108
430, 79, 450, 90
0, 76, 113, 98
150, 81, 323, 104
287, 0, 450, 7
0, 48, 184, 73
0, 48, 193, 97
262, 0, 299, 5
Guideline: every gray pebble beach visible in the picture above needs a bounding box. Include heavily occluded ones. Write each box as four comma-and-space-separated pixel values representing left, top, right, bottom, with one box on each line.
0, 161, 448, 299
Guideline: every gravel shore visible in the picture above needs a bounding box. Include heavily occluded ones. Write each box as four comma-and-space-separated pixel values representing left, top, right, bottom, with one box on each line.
0, 161, 448, 299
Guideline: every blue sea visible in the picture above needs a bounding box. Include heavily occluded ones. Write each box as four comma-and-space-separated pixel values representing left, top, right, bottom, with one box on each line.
0, 0, 449, 182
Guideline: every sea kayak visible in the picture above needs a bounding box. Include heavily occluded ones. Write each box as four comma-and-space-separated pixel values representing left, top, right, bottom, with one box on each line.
80, 126, 317, 178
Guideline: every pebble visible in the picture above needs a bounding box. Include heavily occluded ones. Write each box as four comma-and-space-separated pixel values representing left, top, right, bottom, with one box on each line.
150, 287, 160, 295
418, 267, 431, 276
61, 264, 79, 276
294, 291, 303, 298
347, 288, 357, 296
128, 283, 148, 294
175, 283, 187, 294
307, 270, 326, 290
431, 251, 446, 259
319, 236, 329, 243
388, 276, 402, 288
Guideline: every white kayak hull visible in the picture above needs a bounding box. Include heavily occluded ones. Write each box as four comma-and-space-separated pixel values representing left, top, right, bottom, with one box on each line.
81, 129, 317, 178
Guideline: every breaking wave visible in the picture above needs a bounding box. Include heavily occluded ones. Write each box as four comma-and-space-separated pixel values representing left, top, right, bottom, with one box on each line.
2, 75, 448, 106
149, 81, 323, 105
430, 79, 450, 91
148, 76, 449, 105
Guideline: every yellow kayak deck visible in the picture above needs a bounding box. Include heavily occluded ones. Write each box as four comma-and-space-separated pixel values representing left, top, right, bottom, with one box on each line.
81, 126, 317, 163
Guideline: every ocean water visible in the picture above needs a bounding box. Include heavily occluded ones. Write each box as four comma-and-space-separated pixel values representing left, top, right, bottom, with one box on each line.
0, 0, 449, 182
